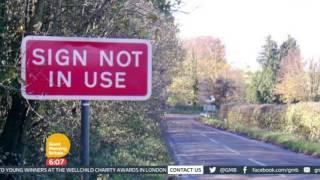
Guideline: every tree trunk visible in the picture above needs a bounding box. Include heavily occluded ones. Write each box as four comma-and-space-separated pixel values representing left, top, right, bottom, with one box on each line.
0, 94, 28, 165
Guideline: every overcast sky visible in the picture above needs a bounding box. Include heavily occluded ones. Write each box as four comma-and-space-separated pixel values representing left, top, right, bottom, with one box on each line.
174, 0, 320, 70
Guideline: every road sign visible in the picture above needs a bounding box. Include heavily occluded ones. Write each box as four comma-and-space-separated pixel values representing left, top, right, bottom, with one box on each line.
21, 36, 152, 100
203, 105, 216, 112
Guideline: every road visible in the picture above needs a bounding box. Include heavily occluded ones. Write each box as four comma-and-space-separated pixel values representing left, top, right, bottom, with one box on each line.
163, 114, 320, 180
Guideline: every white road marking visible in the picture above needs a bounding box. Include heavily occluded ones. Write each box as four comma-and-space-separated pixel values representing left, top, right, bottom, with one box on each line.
217, 129, 257, 142
176, 152, 236, 156
211, 126, 288, 152
209, 138, 220, 144
248, 158, 266, 166
200, 133, 207, 137
223, 145, 240, 155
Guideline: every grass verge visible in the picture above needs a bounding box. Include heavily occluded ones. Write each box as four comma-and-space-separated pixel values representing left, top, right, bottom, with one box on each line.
201, 117, 320, 157
166, 105, 203, 114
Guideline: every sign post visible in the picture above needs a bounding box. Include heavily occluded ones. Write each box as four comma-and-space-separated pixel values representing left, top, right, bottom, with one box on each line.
81, 100, 90, 180
21, 36, 152, 178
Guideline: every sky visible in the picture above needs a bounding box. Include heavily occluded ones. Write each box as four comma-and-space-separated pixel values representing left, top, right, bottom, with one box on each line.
173, 0, 320, 70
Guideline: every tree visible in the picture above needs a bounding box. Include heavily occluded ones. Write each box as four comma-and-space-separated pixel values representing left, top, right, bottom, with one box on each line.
274, 49, 306, 103
191, 49, 199, 105
184, 36, 225, 63
168, 36, 226, 106
274, 36, 306, 103
189, 36, 227, 105
250, 35, 306, 104
253, 35, 280, 103
0, 2, 183, 179
212, 77, 236, 106
307, 59, 320, 101
167, 55, 195, 105
279, 35, 298, 60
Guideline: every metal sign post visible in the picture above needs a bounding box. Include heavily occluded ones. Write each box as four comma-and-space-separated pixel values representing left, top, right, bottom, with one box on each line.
81, 100, 90, 180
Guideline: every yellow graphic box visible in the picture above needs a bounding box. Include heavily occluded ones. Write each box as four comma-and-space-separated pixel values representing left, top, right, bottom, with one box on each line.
46, 133, 71, 158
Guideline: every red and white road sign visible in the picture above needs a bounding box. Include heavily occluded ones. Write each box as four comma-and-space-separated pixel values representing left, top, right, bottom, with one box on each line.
21, 36, 152, 100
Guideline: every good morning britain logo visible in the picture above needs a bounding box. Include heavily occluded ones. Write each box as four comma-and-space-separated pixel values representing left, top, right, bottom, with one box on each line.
45, 133, 70, 166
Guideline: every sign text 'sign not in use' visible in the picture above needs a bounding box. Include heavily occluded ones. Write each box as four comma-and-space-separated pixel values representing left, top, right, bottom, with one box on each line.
21, 36, 152, 100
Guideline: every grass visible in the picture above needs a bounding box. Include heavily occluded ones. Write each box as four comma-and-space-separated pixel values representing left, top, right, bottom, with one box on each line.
166, 105, 203, 114
201, 116, 320, 157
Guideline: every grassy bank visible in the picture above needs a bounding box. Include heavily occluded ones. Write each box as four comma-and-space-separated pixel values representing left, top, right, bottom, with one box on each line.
201, 116, 320, 157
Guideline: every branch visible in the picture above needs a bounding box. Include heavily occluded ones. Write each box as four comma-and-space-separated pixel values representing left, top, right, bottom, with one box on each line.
77, 0, 111, 35
25, 99, 44, 120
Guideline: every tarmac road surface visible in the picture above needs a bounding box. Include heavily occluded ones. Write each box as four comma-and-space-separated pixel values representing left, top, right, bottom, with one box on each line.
163, 114, 320, 180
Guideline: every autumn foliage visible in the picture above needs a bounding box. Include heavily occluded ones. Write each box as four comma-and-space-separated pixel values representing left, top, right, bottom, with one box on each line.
168, 36, 246, 106
275, 49, 306, 103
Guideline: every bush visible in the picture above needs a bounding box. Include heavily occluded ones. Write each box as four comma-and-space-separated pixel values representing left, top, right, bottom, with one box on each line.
219, 102, 320, 141
284, 103, 320, 140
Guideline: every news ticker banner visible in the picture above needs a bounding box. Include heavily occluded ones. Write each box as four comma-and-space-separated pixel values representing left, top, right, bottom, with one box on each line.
1, 166, 320, 175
